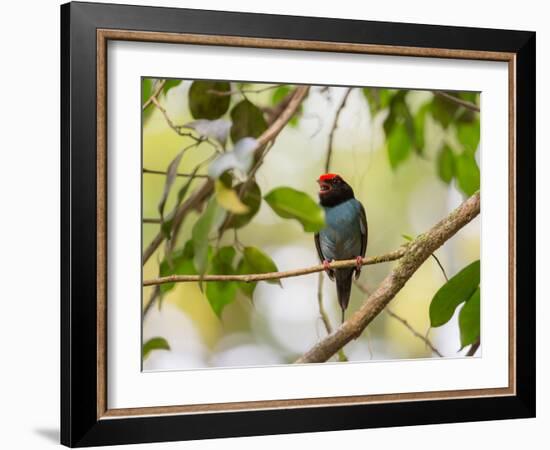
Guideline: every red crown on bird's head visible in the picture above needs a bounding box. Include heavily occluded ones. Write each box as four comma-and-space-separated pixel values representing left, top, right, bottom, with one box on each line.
318, 173, 340, 182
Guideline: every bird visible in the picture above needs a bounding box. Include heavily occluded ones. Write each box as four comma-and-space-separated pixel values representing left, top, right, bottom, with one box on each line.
314, 173, 368, 323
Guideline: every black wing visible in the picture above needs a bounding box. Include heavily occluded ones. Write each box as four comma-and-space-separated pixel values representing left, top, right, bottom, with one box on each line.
359, 201, 368, 258
314, 232, 334, 281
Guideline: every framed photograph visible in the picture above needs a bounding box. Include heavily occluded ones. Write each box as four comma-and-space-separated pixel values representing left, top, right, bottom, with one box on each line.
61, 1, 535, 447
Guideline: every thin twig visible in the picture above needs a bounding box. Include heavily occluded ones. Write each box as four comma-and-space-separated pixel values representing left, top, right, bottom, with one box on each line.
207, 84, 284, 96
466, 337, 480, 356
150, 97, 220, 151
295, 191, 480, 363
431, 253, 449, 282
142, 79, 166, 110
325, 88, 353, 173
386, 309, 443, 357
143, 247, 407, 286
317, 273, 348, 362
434, 91, 480, 113
354, 281, 443, 357
143, 218, 161, 224
143, 168, 209, 178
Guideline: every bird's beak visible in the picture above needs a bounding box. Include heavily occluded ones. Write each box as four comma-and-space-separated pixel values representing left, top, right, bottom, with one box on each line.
317, 180, 331, 195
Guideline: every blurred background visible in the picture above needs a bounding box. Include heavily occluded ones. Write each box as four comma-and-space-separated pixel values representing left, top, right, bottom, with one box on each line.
141, 81, 480, 371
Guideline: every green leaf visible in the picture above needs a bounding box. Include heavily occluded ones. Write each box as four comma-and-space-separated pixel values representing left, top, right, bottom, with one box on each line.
221, 182, 262, 230
414, 102, 430, 153
142, 78, 153, 104
188, 81, 231, 120
162, 79, 182, 96
206, 247, 238, 317
215, 180, 250, 214
362, 88, 394, 116
401, 234, 414, 242
159, 241, 197, 294
430, 94, 459, 128
192, 199, 222, 275
387, 122, 412, 169
459, 92, 478, 104
457, 121, 480, 153
208, 137, 257, 179
264, 187, 325, 233
237, 246, 280, 299
459, 287, 480, 349
181, 119, 231, 147
430, 260, 480, 327
158, 148, 188, 221
230, 99, 268, 143
383, 90, 407, 136
143, 337, 170, 360
437, 145, 456, 184
455, 152, 480, 196
271, 85, 291, 105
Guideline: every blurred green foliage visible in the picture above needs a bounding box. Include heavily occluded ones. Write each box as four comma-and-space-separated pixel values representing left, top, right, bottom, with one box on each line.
142, 79, 481, 361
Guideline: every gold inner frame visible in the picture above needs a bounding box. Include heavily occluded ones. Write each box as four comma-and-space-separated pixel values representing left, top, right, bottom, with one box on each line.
96, 29, 517, 420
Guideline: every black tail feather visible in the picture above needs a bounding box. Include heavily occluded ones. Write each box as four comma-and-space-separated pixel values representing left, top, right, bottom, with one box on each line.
335, 268, 353, 324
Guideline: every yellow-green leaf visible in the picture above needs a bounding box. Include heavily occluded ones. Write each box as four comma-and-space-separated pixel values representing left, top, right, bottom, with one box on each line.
387, 122, 412, 169
143, 337, 170, 360
264, 187, 325, 233
456, 152, 480, 196
215, 180, 250, 214
430, 260, 480, 327
237, 246, 280, 299
221, 182, 262, 230
192, 199, 224, 275
437, 145, 456, 184
459, 287, 480, 349
206, 247, 238, 317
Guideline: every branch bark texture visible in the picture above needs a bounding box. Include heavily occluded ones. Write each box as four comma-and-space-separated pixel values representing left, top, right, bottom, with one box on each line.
295, 191, 480, 364
143, 247, 406, 286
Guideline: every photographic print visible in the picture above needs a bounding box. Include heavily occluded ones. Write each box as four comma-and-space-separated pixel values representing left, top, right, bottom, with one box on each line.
141, 79, 481, 370
62, 4, 534, 444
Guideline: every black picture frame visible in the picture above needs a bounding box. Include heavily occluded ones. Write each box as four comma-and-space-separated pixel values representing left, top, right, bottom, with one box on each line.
61, 1, 535, 447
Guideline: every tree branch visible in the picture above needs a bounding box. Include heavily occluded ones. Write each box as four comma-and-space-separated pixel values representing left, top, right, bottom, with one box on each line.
325, 87, 353, 173
295, 191, 480, 364
142, 79, 166, 110
208, 84, 284, 97
433, 91, 480, 113
466, 337, 480, 356
143, 167, 209, 178
143, 247, 406, 286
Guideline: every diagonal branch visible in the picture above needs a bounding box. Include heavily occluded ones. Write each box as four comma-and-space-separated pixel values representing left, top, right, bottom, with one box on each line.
143, 247, 406, 286
295, 191, 480, 364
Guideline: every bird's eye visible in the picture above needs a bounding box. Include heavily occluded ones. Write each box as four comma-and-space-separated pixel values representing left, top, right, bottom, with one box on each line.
334, 177, 341, 184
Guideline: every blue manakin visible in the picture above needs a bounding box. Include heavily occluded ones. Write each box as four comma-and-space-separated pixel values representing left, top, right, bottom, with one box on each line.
314, 173, 368, 323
